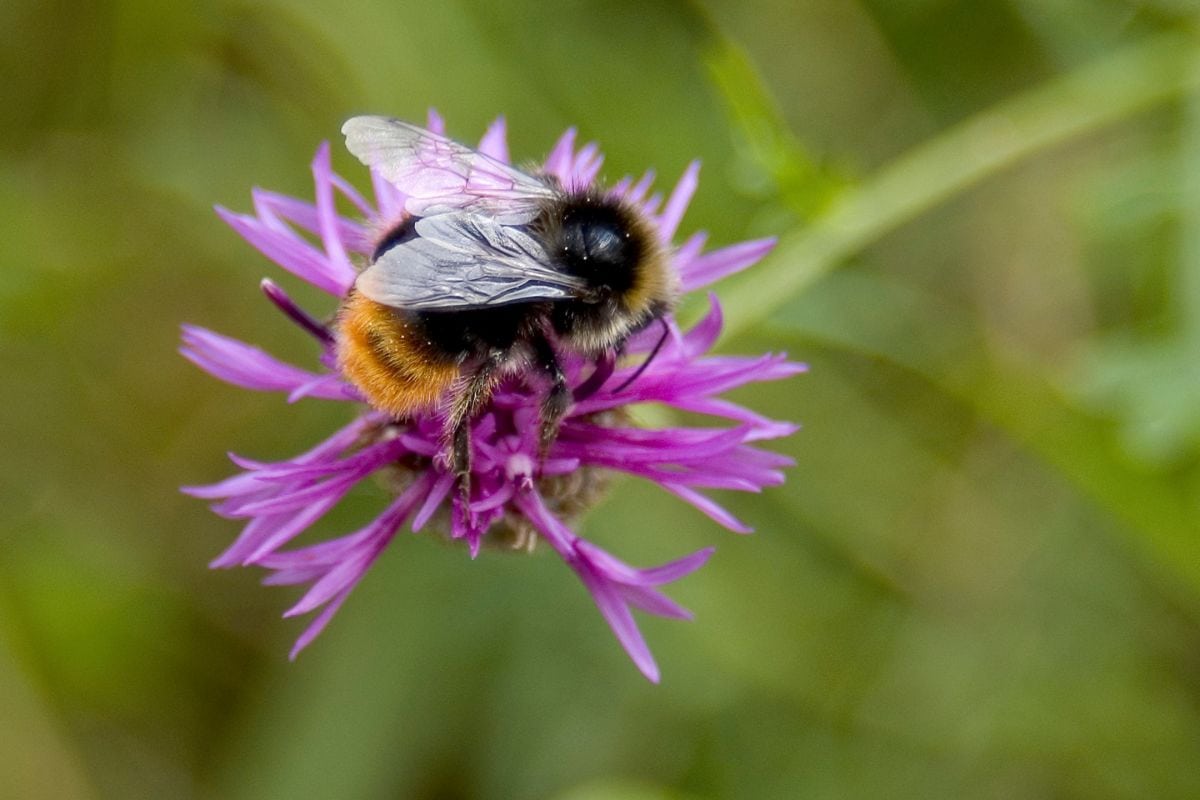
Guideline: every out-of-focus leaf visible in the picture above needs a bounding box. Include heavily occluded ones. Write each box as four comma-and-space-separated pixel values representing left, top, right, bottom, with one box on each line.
701, 28, 847, 217
772, 270, 1200, 599
1075, 52, 1200, 464
551, 778, 699, 800
0, 622, 95, 800
721, 29, 1200, 339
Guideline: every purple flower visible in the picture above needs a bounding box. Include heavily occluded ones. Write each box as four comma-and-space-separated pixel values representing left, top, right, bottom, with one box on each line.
182, 112, 803, 682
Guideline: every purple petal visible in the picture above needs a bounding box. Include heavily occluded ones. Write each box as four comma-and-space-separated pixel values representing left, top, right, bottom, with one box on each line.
285, 547, 375, 617
190, 415, 372, 500
470, 482, 514, 513
180, 325, 344, 398
287, 373, 357, 403
578, 565, 660, 683
678, 294, 724, 359
398, 431, 440, 457
657, 160, 700, 243
258, 527, 376, 574
260, 279, 333, 344
289, 586, 353, 659
215, 206, 348, 296
625, 170, 656, 205
556, 425, 753, 465
223, 439, 403, 516
272, 415, 377, 464
182, 469, 267, 500
478, 116, 509, 163
539, 457, 582, 475
544, 128, 578, 184
240, 493, 343, 566
624, 317, 680, 355
580, 460, 760, 492
228, 442, 386, 482
624, 295, 722, 363
328, 172, 374, 217
574, 540, 714, 586
724, 444, 796, 471
680, 237, 777, 292
211, 512, 289, 568
311, 143, 358, 290
685, 446, 792, 489
515, 490, 714, 682
223, 474, 358, 518
659, 483, 753, 534
618, 585, 694, 620
667, 396, 792, 432
571, 142, 604, 188
283, 485, 424, 616
230, 456, 401, 517
261, 562, 330, 587
264, 475, 432, 570
672, 230, 708, 271
411, 472, 454, 531
641, 192, 663, 217
251, 189, 370, 254
608, 175, 632, 198
647, 354, 804, 399
572, 354, 801, 416
370, 167, 406, 220
742, 420, 801, 442
426, 108, 446, 135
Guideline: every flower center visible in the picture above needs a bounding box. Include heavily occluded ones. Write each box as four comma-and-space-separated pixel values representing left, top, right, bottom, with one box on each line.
360, 406, 630, 554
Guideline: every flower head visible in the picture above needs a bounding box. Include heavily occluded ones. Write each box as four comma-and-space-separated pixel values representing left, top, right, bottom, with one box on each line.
182, 111, 803, 682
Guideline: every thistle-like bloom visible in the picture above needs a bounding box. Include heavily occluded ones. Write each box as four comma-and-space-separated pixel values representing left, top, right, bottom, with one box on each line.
182, 112, 802, 682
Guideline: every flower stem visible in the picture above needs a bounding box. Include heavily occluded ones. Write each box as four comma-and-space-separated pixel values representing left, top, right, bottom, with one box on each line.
720, 30, 1200, 339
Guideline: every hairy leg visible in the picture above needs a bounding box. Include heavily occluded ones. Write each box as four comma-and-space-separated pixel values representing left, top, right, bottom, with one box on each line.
446, 349, 507, 510
530, 333, 570, 457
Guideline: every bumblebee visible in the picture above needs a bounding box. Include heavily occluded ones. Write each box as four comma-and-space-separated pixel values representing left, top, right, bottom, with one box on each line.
337, 116, 677, 499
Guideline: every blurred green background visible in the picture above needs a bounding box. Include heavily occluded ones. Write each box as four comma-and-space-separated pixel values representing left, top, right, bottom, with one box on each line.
4, 0, 1200, 797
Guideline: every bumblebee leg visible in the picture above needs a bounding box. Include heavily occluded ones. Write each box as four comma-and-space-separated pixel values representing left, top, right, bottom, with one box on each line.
530, 334, 570, 457
446, 349, 506, 511
451, 423, 472, 503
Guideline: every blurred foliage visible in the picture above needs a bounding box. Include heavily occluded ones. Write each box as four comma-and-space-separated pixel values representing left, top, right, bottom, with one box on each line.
2, 0, 1200, 798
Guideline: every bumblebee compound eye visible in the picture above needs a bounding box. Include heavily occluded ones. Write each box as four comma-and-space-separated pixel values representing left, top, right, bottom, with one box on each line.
557, 202, 641, 294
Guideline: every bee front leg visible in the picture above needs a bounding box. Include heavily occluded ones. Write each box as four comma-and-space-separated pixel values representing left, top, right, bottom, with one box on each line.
446, 349, 506, 513
530, 333, 570, 458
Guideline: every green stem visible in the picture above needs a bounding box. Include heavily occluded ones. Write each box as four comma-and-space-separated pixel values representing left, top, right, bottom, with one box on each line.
721, 30, 1200, 339
1181, 50, 1200, 347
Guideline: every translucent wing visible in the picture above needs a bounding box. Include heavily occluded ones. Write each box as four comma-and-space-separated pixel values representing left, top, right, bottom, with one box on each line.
355, 212, 586, 311
342, 116, 557, 223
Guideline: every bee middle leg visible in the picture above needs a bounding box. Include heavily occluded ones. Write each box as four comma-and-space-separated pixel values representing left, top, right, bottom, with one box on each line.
447, 349, 507, 509
530, 333, 570, 457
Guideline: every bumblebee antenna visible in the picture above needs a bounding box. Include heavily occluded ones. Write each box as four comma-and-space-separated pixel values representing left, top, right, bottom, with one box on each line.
612, 318, 671, 393
572, 350, 615, 401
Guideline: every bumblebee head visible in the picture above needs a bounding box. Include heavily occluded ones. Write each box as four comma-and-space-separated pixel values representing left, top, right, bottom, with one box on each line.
545, 193, 674, 319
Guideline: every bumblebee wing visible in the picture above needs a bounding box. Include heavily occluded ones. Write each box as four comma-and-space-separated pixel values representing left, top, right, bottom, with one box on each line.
342, 116, 557, 223
355, 212, 585, 311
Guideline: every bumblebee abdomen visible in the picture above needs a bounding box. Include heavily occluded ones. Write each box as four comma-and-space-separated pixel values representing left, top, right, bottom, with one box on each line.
336, 292, 459, 419
416, 304, 537, 354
